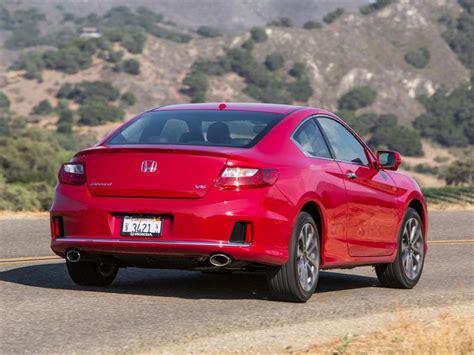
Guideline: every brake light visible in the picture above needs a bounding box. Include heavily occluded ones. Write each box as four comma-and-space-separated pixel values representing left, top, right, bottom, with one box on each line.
216, 167, 279, 189
58, 163, 86, 185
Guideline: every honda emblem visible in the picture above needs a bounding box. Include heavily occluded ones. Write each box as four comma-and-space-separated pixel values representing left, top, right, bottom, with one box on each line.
141, 160, 157, 173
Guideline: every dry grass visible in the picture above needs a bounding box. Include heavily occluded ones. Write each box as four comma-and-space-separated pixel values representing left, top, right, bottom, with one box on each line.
301, 314, 474, 355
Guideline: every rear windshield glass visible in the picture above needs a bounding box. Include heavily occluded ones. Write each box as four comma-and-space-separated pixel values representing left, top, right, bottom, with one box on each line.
106, 110, 284, 148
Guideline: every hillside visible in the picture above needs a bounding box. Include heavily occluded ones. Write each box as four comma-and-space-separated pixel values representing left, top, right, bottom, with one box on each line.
0, 0, 473, 211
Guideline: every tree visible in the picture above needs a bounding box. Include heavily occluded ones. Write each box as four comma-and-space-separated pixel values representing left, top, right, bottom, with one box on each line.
338, 86, 377, 110
0, 92, 10, 110
288, 62, 306, 78
264, 53, 284, 71
78, 98, 124, 125
268, 17, 292, 27
250, 27, 268, 43
197, 26, 221, 38
182, 70, 208, 103
122, 59, 140, 75
404, 47, 431, 69
303, 21, 323, 30
287, 79, 314, 101
57, 109, 73, 134
120, 92, 136, 106
31, 99, 53, 115
442, 158, 474, 186
323, 8, 344, 24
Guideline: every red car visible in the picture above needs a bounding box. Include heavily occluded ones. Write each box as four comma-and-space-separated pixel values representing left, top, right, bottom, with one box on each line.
50, 103, 427, 302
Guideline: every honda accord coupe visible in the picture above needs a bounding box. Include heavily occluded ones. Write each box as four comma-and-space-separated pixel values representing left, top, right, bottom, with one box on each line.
50, 103, 427, 302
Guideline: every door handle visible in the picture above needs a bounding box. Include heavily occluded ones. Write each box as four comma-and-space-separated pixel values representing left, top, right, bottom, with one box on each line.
345, 171, 357, 179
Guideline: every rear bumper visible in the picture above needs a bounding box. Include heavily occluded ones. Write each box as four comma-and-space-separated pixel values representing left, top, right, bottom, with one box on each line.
50, 184, 295, 265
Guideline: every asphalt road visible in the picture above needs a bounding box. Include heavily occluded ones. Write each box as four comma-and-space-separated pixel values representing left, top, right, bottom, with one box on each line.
0, 211, 473, 353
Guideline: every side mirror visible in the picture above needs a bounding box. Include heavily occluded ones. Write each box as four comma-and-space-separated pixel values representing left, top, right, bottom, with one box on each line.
376, 150, 401, 171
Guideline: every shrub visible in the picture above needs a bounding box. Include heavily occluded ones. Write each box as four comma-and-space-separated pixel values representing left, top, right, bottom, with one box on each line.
182, 70, 208, 103
250, 27, 268, 42
441, 158, 474, 186
288, 62, 306, 78
360, 0, 393, 15
197, 26, 221, 38
338, 86, 377, 110
120, 92, 136, 106
78, 98, 124, 125
303, 21, 323, 30
32, 99, 53, 115
122, 59, 141, 75
264, 53, 284, 71
57, 81, 120, 103
241, 39, 255, 51
0, 92, 10, 110
268, 17, 292, 27
338, 111, 378, 136
368, 115, 423, 156
287, 78, 314, 101
10, 52, 44, 81
56, 109, 73, 134
121, 30, 146, 54
323, 8, 344, 24
147, 24, 191, 43
404, 47, 431, 69
414, 83, 474, 147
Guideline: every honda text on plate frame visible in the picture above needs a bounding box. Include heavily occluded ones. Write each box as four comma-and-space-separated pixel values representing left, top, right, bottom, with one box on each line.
51, 103, 427, 302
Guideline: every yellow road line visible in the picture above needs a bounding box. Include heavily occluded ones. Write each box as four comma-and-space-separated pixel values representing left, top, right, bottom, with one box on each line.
0, 256, 61, 265
0, 239, 472, 266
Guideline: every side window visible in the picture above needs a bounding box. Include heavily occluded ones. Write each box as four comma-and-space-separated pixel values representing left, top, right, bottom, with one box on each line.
318, 117, 369, 165
293, 119, 331, 159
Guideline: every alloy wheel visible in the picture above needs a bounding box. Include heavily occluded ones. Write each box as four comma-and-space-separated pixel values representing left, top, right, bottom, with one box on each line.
401, 217, 424, 280
296, 222, 319, 292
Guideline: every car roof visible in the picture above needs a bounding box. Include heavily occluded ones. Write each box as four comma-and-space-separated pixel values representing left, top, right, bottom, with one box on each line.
154, 102, 304, 115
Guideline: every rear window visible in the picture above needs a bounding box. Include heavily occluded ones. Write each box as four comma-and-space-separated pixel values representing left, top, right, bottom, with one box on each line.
106, 110, 284, 148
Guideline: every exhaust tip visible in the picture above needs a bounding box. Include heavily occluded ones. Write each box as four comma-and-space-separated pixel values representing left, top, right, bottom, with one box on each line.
209, 254, 232, 267
66, 250, 81, 263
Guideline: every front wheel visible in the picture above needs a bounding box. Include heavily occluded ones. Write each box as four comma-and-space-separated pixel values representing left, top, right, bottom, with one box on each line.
266, 212, 320, 302
375, 208, 425, 288
66, 260, 119, 286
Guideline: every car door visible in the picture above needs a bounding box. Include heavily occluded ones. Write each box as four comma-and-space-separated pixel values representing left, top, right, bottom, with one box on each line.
292, 118, 349, 263
317, 116, 399, 257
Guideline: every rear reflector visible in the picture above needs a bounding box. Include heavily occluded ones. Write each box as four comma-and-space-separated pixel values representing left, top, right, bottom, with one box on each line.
229, 222, 253, 244
58, 163, 86, 185
51, 216, 64, 238
216, 167, 278, 189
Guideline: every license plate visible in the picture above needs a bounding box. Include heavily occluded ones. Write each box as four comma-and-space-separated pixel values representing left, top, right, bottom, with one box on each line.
121, 216, 162, 237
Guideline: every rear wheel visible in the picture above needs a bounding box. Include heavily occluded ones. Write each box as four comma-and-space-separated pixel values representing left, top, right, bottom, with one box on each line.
266, 212, 320, 302
375, 208, 425, 288
66, 260, 118, 286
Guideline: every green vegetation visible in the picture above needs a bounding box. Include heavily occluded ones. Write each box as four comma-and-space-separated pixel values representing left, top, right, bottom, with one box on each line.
0, 7, 46, 49
78, 98, 124, 126
422, 186, 474, 204
404, 47, 431, 69
56, 109, 73, 134
414, 80, 474, 147
0, 110, 93, 211
338, 86, 377, 110
442, 0, 474, 71
182, 69, 208, 103
241, 39, 255, 51
360, 0, 393, 15
264, 53, 284, 71
440, 157, 474, 186
268, 17, 293, 27
120, 92, 136, 106
31, 100, 53, 115
287, 78, 314, 102
105, 28, 146, 54
323, 8, 344, 24
197, 26, 221, 38
0, 92, 10, 109
303, 21, 323, 30
337, 111, 423, 156
288, 62, 306, 78
117, 58, 141, 75
368, 114, 423, 156
250, 27, 268, 42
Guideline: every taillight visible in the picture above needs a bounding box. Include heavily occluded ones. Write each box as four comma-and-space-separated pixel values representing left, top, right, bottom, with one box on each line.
58, 163, 86, 185
216, 167, 279, 189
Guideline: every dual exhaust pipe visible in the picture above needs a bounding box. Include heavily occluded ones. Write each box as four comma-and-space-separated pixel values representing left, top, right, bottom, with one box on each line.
209, 254, 232, 267
67, 250, 233, 268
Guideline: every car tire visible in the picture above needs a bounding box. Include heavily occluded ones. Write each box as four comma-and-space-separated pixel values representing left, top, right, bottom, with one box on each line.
266, 212, 320, 302
375, 208, 425, 289
66, 260, 119, 286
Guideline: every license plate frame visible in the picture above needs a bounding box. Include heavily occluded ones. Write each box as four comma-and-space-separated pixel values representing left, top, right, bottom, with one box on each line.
121, 216, 162, 237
